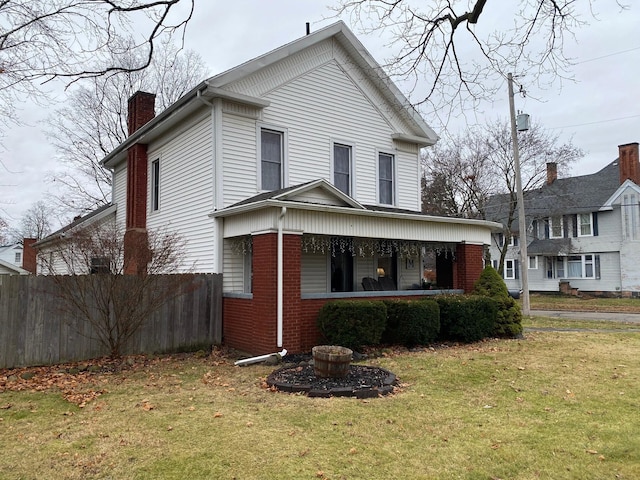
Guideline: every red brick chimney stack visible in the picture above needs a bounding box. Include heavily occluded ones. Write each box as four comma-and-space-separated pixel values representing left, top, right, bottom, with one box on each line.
546, 162, 557, 185
124, 91, 156, 274
618, 143, 640, 185
22, 238, 37, 274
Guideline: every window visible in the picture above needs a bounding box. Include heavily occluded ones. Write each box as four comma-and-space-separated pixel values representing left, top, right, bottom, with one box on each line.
622, 194, 640, 240
378, 152, 394, 205
151, 159, 160, 212
260, 128, 283, 190
333, 143, 352, 195
504, 259, 516, 279
549, 254, 598, 279
243, 249, 252, 294
14, 252, 21, 264
578, 213, 593, 236
90, 257, 111, 274
549, 216, 563, 238
528, 256, 538, 269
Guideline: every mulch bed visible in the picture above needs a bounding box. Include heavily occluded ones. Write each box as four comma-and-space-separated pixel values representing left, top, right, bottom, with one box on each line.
266, 355, 398, 398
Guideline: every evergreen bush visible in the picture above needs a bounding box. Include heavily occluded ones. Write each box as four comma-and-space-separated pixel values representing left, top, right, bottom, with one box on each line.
473, 265, 523, 338
436, 295, 496, 343
382, 299, 440, 347
316, 300, 387, 350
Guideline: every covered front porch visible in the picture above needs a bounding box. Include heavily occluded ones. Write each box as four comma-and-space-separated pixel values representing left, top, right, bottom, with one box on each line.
213, 180, 500, 355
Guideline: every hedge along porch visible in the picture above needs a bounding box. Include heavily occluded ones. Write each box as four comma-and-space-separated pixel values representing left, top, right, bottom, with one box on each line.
214, 181, 500, 355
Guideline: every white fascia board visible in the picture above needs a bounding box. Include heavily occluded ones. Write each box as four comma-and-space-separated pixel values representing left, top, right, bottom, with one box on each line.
210, 199, 502, 231
392, 133, 437, 147
34, 204, 117, 249
0, 258, 29, 274
600, 179, 640, 210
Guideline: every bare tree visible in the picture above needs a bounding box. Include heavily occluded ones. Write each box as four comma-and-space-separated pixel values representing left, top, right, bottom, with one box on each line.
421, 118, 583, 270
0, 0, 194, 133
334, 1, 622, 123
12, 200, 57, 241
46, 38, 208, 213
0, 216, 9, 244
39, 218, 195, 357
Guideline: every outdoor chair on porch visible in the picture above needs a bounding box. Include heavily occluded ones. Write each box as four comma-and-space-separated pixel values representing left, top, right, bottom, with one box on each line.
362, 277, 382, 291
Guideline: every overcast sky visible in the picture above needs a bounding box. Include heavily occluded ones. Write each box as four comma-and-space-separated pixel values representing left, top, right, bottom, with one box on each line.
1, 0, 638, 229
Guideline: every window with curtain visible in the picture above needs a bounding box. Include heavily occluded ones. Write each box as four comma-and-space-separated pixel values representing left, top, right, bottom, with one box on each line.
567, 256, 582, 277
378, 152, 394, 205
579, 213, 592, 236
261, 129, 283, 190
333, 143, 351, 195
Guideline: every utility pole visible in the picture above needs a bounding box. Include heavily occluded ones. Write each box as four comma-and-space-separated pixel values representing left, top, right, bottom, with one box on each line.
507, 73, 530, 316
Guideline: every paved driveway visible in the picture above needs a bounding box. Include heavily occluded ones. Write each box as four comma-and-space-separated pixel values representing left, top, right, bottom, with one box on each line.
531, 309, 640, 324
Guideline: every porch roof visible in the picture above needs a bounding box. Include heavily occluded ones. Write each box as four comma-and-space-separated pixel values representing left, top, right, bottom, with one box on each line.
212, 197, 501, 245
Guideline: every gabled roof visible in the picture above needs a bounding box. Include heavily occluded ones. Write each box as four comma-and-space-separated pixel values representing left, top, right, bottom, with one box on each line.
486, 160, 622, 230
220, 179, 366, 213
34, 203, 116, 249
601, 178, 640, 210
0, 258, 29, 275
102, 21, 437, 169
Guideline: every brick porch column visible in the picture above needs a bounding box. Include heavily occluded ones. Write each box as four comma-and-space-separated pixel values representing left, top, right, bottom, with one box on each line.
455, 243, 484, 293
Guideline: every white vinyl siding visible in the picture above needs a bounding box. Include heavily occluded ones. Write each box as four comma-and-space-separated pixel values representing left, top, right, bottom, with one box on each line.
222, 113, 258, 206
113, 162, 127, 227
260, 60, 418, 209
146, 114, 215, 272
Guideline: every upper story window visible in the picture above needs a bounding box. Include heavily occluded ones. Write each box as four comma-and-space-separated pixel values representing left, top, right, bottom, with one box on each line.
578, 213, 593, 236
14, 252, 21, 264
549, 215, 563, 238
333, 143, 352, 195
622, 193, 640, 241
378, 152, 395, 205
260, 128, 284, 191
151, 159, 160, 212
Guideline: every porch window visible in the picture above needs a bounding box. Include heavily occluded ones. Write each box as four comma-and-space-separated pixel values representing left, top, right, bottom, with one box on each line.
378, 152, 394, 205
260, 128, 284, 190
333, 143, 352, 195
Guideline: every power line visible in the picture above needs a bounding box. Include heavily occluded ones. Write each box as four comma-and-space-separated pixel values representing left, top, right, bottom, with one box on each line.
575, 45, 640, 64
549, 113, 640, 130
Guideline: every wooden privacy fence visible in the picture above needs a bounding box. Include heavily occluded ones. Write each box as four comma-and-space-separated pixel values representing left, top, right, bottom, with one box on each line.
0, 273, 222, 369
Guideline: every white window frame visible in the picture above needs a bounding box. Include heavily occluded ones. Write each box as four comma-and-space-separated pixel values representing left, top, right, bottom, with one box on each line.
528, 256, 538, 269
504, 259, 516, 279
257, 124, 288, 191
578, 213, 593, 237
377, 151, 396, 206
549, 216, 564, 238
331, 141, 354, 196
150, 158, 160, 212
563, 254, 596, 279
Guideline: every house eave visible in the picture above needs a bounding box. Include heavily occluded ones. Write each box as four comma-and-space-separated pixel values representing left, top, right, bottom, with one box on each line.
101, 84, 270, 169
210, 199, 502, 231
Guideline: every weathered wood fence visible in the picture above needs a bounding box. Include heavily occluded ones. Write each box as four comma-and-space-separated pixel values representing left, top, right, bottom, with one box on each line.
0, 274, 222, 369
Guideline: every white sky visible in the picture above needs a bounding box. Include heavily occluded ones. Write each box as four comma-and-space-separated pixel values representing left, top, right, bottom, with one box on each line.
1, 0, 638, 228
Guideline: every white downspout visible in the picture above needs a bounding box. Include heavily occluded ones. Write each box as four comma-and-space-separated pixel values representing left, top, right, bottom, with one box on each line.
277, 206, 287, 348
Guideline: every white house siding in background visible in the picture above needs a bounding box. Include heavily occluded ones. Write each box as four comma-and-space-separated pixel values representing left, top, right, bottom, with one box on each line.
113, 163, 127, 227
222, 109, 259, 207
146, 113, 216, 272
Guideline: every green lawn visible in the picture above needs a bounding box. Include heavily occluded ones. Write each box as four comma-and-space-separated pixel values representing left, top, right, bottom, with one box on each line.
1, 321, 639, 479
529, 293, 640, 313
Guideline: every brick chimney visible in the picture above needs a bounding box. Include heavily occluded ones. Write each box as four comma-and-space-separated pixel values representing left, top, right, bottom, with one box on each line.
618, 142, 640, 185
546, 162, 557, 185
22, 238, 37, 274
124, 91, 155, 274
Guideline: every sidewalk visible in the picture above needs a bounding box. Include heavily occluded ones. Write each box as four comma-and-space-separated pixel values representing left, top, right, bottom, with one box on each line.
530, 309, 640, 324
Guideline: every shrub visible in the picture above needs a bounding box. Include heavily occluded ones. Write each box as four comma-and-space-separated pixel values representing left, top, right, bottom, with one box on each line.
316, 300, 387, 350
436, 295, 497, 343
473, 266, 523, 338
382, 299, 440, 347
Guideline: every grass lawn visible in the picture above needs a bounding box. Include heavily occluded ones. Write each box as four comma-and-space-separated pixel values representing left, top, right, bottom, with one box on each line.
529, 293, 640, 313
1, 321, 639, 479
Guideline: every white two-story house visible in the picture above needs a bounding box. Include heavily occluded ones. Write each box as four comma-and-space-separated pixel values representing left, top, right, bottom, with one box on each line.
37, 22, 500, 354
487, 142, 640, 297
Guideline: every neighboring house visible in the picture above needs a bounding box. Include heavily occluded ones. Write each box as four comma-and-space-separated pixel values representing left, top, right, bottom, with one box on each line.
0, 241, 33, 275
36, 22, 501, 354
487, 142, 640, 297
